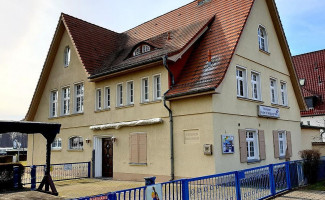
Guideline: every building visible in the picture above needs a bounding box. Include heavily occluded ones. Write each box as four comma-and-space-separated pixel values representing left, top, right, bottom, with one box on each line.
293, 49, 325, 141
26, 0, 306, 181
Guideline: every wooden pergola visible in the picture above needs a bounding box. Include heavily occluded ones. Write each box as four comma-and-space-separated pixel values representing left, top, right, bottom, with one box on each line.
0, 120, 61, 195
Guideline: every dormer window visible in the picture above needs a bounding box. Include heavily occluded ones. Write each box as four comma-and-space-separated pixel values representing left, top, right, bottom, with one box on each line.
133, 44, 151, 56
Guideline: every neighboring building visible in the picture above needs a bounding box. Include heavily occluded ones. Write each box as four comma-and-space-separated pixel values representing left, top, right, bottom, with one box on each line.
293, 49, 325, 141
26, 0, 306, 181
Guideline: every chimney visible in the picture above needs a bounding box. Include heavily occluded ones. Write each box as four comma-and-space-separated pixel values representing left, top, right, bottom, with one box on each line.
208, 50, 212, 62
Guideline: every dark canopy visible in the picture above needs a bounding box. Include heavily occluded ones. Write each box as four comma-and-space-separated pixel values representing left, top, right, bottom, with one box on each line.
0, 121, 61, 143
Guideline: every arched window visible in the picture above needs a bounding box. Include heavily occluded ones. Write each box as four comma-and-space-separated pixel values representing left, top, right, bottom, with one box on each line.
51, 138, 62, 149
69, 136, 83, 150
133, 47, 141, 56
142, 45, 151, 53
64, 46, 71, 67
258, 25, 268, 52
133, 44, 151, 56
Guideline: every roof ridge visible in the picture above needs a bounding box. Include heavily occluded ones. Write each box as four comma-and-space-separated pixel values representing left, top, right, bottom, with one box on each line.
61, 12, 120, 35
293, 48, 325, 57
123, 1, 195, 34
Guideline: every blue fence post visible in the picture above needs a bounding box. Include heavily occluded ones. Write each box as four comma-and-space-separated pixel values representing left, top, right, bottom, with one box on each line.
88, 162, 91, 178
181, 179, 189, 200
13, 166, 20, 189
31, 165, 37, 190
285, 162, 292, 190
234, 171, 242, 200
268, 164, 276, 196
108, 192, 117, 200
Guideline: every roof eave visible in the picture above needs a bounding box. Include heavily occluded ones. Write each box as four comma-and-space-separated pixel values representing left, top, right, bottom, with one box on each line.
165, 87, 217, 100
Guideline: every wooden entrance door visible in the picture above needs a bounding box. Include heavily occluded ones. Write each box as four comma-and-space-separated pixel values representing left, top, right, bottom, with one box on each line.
102, 138, 113, 177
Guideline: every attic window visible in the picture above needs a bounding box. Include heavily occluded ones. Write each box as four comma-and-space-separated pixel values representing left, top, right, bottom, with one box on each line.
64, 46, 71, 67
133, 44, 151, 56
197, 0, 211, 6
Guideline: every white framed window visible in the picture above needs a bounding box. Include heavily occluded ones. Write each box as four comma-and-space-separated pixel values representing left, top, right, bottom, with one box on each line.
280, 82, 288, 106
236, 67, 247, 98
258, 25, 268, 52
133, 47, 141, 56
64, 46, 71, 67
246, 130, 259, 160
153, 75, 161, 100
105, 87, 110, 109
61, 87, 70, 115
51, 138, 62, 150
74, 83, 84, 113
96, 89, 102, 110
270, 78, 278, 104
251, 72, 261, 100
68, 136, 83, 150
278, 131, 287, 157
142, 45, 151, 53
127, 81, 134, 105
141, 78, 149, 102
50, 90, 58, 117
117, 83, 123, 107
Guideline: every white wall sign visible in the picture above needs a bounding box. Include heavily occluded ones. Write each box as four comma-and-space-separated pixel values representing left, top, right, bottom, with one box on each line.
258, 105, 280, 118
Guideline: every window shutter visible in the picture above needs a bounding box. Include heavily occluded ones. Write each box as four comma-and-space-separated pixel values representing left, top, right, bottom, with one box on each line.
258, 130, 266, 160
238, 129, 247, 163
286, 131, 292, 158
273, 130, 280, 158
129, 134, 139, 163
138, 134, 147, 164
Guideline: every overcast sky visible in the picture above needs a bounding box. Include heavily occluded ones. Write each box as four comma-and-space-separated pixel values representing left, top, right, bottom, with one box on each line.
0, 0, 324, 121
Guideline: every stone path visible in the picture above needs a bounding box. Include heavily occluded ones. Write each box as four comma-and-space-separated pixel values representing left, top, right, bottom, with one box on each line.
275, 190, 325, 200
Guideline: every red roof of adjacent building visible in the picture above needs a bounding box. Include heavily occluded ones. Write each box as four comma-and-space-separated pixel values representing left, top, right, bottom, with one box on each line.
61, 0, 255, 98
293, 49, 325, 116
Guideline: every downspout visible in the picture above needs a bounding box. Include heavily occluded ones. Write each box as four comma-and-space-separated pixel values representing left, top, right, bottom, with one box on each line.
162, 55, 175, 181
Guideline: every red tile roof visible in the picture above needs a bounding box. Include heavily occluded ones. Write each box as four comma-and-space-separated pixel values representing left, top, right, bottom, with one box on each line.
61, 0, 255, 98
293, 49, 325, 116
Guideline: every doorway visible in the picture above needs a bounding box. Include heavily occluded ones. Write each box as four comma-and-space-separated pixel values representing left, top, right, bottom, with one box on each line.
102, 138, 113, 177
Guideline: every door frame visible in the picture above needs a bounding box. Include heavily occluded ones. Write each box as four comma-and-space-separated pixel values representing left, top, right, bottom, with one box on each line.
93, 135, 113, 177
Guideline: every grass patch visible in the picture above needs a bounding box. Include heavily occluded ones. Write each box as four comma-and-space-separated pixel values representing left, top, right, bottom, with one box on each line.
304, 180, 325, 191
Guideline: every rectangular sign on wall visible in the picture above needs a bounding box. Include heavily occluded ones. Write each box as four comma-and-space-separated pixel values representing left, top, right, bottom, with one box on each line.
258, 105, 280, 118
221, 135, 234, 154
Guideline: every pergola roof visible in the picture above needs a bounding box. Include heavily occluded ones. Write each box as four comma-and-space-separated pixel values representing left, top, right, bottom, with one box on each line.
0, 121, 61, 142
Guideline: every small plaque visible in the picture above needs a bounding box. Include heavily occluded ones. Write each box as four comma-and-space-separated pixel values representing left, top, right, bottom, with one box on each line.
258, 105, 280, 118
184, 129, 200, 144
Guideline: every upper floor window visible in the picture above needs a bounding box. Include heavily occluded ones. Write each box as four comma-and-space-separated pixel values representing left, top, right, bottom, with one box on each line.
96, 89, 102, 110
258, 25, 268, 52
51, 138, 62, 150
236, 67, 247, 98
105, 87, 110, 109
117, 83, 123, 107
280, 82, 288, 106
251, 72, 261, 100
64, 46, 71, 67
141, 78, 149, 102
61, 87, 70, 115
153, 75, 161, 100
75, 83, 84, 113
127, 81, 134, 105
270, 78, 278, 104
133, 44, 151, 56
50, 90, 58, 117
69, 136, 83, 150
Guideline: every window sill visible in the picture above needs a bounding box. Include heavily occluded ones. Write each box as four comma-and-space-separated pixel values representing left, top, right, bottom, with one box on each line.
116, 104, 134, 109
247, 159, 261, 164
237, 96, 264, 104
94, 108, 109, 113
67, 149, 83, 152
271, 103, 290, 109
279, 156, 286, 160
140, 99, 162, 105
129, 163, 147, 166
49, 112, 84, 120
259, 49, 270, 55
51, 149, 62, 152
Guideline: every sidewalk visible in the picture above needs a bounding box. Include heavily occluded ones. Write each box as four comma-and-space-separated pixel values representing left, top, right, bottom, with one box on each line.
275, 190, 325, 200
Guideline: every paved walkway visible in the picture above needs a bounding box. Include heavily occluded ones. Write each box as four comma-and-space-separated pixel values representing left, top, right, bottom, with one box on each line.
275, 190, 325, 200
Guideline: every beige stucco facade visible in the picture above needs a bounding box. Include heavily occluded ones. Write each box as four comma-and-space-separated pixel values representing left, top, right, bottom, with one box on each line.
27, 0, 305, 181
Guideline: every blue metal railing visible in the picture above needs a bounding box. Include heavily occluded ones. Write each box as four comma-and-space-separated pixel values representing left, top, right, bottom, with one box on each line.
76, 160, 307, 200
21, 162, 90, 187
